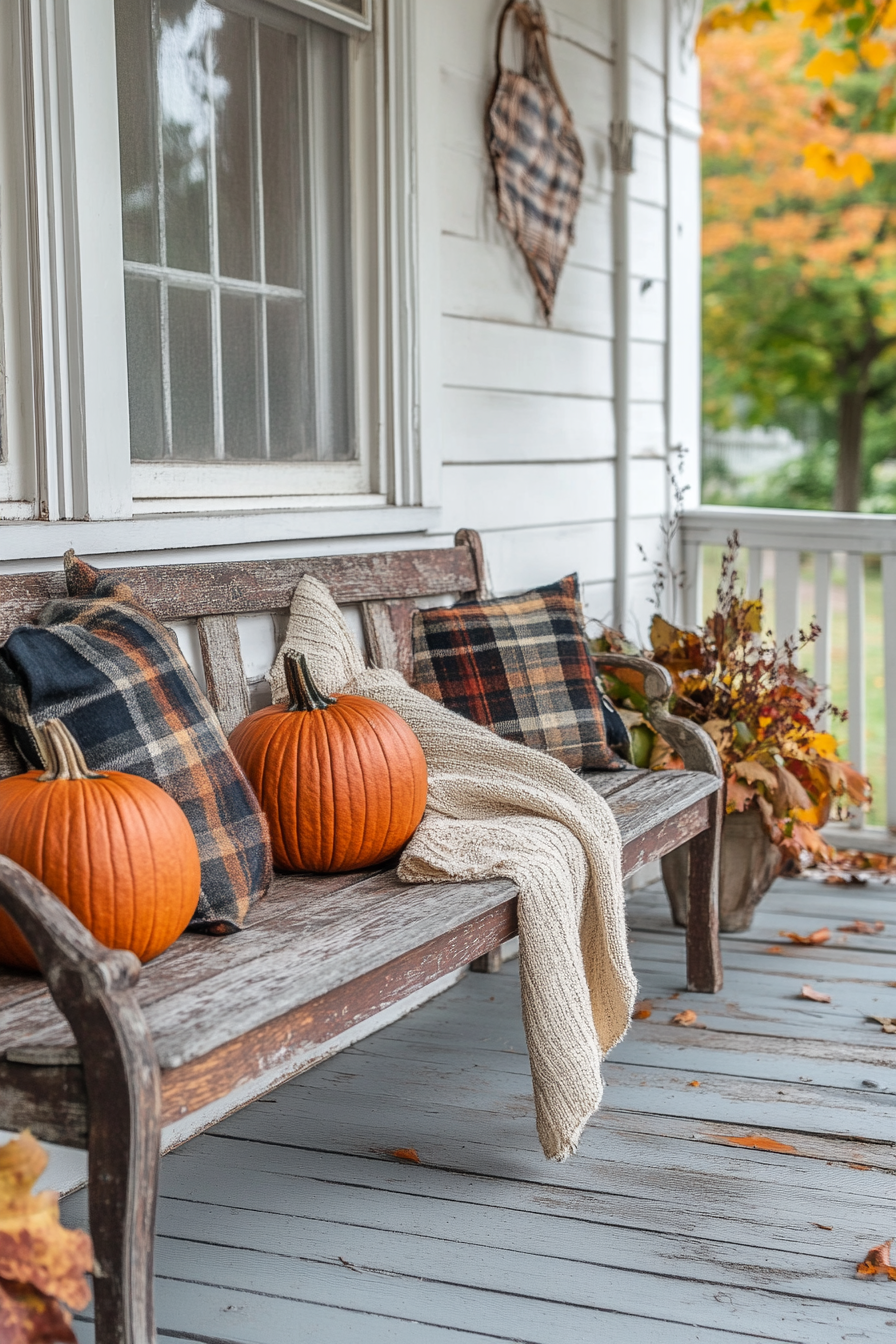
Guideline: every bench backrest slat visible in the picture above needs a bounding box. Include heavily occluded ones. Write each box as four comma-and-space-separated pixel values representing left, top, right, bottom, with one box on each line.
0, 545, 479, 639
0, 532, 488, 764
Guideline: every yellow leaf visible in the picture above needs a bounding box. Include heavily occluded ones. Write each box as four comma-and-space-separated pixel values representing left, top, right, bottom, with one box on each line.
804, 140, 838, 177
859, 37, 891, 70
805, 48, 859, 86
883, 0, 896, 29
843, 152, 874, 186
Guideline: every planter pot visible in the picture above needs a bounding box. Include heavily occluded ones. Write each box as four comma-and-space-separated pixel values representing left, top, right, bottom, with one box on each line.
661, 807, 784, 933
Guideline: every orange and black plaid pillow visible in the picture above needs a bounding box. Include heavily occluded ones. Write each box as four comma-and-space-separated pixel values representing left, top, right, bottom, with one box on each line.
411, 575, 626, 771
0, 553, 272, 933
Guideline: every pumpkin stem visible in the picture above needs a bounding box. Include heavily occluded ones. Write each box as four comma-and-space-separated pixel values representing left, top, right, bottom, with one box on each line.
284, 654, 337, 713
35, 719, 105, 782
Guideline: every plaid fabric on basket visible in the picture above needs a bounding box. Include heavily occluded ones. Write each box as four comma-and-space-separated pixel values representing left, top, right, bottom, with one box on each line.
411, 575, 625, 772
0, 553, 271, 933
486, 1, 584, 320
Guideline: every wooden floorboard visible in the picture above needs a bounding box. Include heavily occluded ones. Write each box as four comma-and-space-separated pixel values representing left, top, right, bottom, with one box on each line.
63, 876, 896, 1342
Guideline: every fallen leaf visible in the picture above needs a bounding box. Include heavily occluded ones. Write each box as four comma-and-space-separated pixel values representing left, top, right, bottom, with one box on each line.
715, 1134, 797, 1154
338, 1256, 361, 1273
669, 993, 680, 1000
811, 1223, 833, 1230
632, 1001, 652, 1020
671, 1010, 698, 1027
849, 1163, 871, 1170
857, 1240, 896, 1279
780, 927, 831, 945
838, 921, 885, 935
800, 985, 832, 1003
687, 1080, 701, 1088
0, 1132, 92, 1343
870, 1016, 896, 1034
766, 946, 783, 955
392, 1148, 420, 1164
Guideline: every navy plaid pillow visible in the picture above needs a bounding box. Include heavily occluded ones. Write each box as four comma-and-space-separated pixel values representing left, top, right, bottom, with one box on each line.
0, 553, 272, 934
411, 575, 625, 772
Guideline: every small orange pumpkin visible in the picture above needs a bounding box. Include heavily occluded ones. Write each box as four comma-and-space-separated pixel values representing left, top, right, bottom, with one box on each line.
0, 719, 201, 970
229, 653, 427, 873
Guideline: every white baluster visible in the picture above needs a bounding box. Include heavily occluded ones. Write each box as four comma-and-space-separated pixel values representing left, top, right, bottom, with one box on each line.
882, 553, 896, 833
813, 550, 832, 732
846, 552, 866, 830
747, 546, 763, 600
775, 550, 800, 650
683, 539, 702, 628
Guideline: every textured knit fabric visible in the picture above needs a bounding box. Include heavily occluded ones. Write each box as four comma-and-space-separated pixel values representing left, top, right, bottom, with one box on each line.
486, 2, 584, 320
411, 576, 624, 773
270, 575, 635, 1161
0, 553, 272, 933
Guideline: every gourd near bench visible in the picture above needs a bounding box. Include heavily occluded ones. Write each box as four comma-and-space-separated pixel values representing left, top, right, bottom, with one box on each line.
0, 529, 723, 1344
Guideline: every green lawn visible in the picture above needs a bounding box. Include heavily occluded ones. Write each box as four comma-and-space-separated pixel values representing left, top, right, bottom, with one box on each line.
699, 548, 886, 827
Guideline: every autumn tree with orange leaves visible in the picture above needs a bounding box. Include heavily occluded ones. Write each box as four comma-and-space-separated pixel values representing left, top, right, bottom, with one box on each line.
701, 11, 896, 509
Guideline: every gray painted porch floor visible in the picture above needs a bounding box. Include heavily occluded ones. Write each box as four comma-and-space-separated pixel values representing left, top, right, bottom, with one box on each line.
64, 876, 896, 1343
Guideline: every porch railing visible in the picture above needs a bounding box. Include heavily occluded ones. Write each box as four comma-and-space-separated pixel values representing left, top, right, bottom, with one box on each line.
680, 505, 896, 834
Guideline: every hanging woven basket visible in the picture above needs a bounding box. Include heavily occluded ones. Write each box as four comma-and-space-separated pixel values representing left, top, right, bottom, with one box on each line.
485, 0, 585, 321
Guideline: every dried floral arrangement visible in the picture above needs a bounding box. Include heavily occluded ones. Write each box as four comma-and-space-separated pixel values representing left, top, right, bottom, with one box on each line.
595, 534, 870, 863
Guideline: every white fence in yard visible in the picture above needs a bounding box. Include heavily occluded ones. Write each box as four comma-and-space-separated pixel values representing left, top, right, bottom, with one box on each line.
681, 506, 896, 833
702, 426, 805, 481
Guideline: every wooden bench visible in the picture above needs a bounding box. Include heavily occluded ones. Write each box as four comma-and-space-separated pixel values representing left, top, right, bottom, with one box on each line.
0, 529, 722, 1344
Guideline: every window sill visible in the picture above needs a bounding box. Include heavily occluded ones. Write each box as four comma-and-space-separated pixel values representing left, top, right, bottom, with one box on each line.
0, 503, 441, 563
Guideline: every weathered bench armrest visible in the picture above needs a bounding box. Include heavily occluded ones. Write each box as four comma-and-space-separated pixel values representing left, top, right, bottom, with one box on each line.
594, 652, 723, 780
0, 856, 160, 1342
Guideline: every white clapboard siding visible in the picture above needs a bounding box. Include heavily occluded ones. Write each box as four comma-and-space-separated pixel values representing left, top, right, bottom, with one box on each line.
550, 39, 613, 135
442, 388, 616, 464
630, 341, 665, 402
629, 200, 667, 279
629, 0, 666, 70
438, 0, 502, 81
630, 130, 668, 208
630, 401, 666, 457
440, 461, 616, 534
441, 236, 614, 339
471, 520, 616, 596
548, 0, 612, 47
440, 147, 486, 240
629, 457, 668, 518
630, 60, 665, 135
581, 578, 615, 624
440, 68, 490, 157
630, 277, 666, 342
567, 193, 614, 271
442, 317, 614, 399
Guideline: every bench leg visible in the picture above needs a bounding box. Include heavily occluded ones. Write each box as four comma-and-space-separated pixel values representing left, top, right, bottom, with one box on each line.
87, 1031, 160, 1344
685, 791, 723, 993
470, 949, 503, 973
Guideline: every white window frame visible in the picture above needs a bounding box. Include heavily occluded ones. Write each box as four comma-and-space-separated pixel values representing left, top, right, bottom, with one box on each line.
0, 0, 441, 539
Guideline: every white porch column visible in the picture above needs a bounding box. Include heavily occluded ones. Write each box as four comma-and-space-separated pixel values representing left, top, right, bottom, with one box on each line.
666, 0, 702, 622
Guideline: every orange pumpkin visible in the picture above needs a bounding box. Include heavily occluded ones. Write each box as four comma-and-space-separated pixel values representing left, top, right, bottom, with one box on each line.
0, 719, 201, 970
229, 653, 427, 873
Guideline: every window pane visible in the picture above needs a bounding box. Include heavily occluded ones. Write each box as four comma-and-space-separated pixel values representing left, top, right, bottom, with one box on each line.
259, 25, 301, 290
215, 12, 256, 282
267, 299, 310, 460
168, 286, 214, 459
159, 0, 214, 274
221, 292, 262, 459
124, 275, 165, 460
115, 0, 160, 264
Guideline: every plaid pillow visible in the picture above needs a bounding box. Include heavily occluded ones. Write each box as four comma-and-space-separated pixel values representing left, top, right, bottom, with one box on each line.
0, 553, 272, 934
411, 575, 625, 771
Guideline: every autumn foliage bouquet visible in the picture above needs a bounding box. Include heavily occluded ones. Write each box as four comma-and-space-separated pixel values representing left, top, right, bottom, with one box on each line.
597, 540, 869, 863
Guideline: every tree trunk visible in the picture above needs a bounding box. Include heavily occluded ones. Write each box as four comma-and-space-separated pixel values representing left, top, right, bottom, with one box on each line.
834, 389, 865, 512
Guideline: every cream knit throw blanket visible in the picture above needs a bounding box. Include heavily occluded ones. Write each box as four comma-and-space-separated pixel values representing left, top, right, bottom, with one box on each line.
270, 577, 636, 1161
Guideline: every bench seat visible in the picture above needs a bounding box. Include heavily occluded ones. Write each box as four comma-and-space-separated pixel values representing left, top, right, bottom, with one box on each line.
0, 768, 719, 1150
0, 529, 724, 1344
